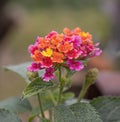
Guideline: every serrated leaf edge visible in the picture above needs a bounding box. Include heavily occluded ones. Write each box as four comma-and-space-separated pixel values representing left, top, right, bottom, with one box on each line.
90, 96, 120, 104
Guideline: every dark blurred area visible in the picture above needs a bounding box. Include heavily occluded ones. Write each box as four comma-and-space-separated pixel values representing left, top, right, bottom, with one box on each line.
0, 0, 120, 102
0, 0, 13, 43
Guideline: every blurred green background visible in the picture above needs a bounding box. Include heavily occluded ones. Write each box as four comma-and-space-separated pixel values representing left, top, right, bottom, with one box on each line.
0, 0, 120, 100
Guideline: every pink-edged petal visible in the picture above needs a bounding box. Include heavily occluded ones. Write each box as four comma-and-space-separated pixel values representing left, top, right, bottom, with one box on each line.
67, 59, 84, 71
42, 67, 55, 82
41, 57, 53, 68
90, 48, 102, 57
45, 31, 58, 39
93, 48, 102, 56
72, 35, 82, 48
28, 45, 38, 54
66, 49, 79, 59
34, 36, 40, 45
27, 62, 42, 72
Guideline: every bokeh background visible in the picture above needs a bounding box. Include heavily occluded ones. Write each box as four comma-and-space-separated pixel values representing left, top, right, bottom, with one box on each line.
0, 0, 120, 100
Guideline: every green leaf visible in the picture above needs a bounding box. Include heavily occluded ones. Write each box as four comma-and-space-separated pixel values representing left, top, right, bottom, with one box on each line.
54, 103, 102, 122
90, 96, 120, 122
54, 104, 75, 122
0, 97, 32, 114
22, 77, 54, 98
4, 62, 44, 83
70, 103, 102, 122
0, 109, 21, 122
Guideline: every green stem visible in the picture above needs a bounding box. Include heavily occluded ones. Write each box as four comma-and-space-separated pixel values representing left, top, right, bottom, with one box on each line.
37, 93, 45, 118
57, 66, 63, 105
78, 85, 88, 102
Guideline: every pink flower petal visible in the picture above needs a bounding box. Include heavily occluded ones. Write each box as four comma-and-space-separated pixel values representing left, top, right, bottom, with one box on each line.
42, 67, 55, 81
45, 31, 58, 39
28, 45, 38, 54
72, 35, 82, 48
67, 59, 84, 71
66, 49, 79, 59
41, 57, 53, 68
27, 62, 42, 72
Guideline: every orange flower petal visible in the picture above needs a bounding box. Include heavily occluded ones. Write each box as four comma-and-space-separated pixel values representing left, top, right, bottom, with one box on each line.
57, 42, 73, 53
32, 50, 43, 62
38, 38, 50, 49
63, 28, 71, 35
52, 52, 64, 63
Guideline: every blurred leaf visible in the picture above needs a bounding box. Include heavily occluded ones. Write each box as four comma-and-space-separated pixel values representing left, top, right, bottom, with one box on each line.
65, 98, 77, 106
0, 97, 32, 114
22, 77, 54, 98
29, 100, 54, 122
31, 100, 54, 114
62, 92, 75, 101
42, 99, 54, 110
0, 109, 21, 122
54, 103, 102, 122
4, 62, 44, 83
4, 62, 31, 82
90, 96, 120, 122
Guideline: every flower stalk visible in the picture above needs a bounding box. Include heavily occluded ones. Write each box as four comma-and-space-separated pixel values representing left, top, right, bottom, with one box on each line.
57, 66, 63, 105
37, 93, 45, 118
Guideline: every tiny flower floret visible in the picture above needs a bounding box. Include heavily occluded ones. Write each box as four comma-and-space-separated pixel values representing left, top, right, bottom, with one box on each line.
67, 59, 84, 71
42, 67, 55, 82
27, 27, 102, 81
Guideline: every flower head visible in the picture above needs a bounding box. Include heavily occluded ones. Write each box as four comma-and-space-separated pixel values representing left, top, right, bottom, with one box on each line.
27, 27, 102, 81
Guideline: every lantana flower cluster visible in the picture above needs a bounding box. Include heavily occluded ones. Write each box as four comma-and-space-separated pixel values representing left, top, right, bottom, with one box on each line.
27, 27, 102, 81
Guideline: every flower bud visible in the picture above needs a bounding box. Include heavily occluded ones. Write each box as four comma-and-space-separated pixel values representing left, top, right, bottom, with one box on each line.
78, 68, 99, 102
85, 68, 99, 85
26, 71, 39, 81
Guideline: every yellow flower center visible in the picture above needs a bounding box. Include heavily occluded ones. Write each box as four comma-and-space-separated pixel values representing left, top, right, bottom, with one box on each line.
42, 48, 53, 57
81, 32, 88, 37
